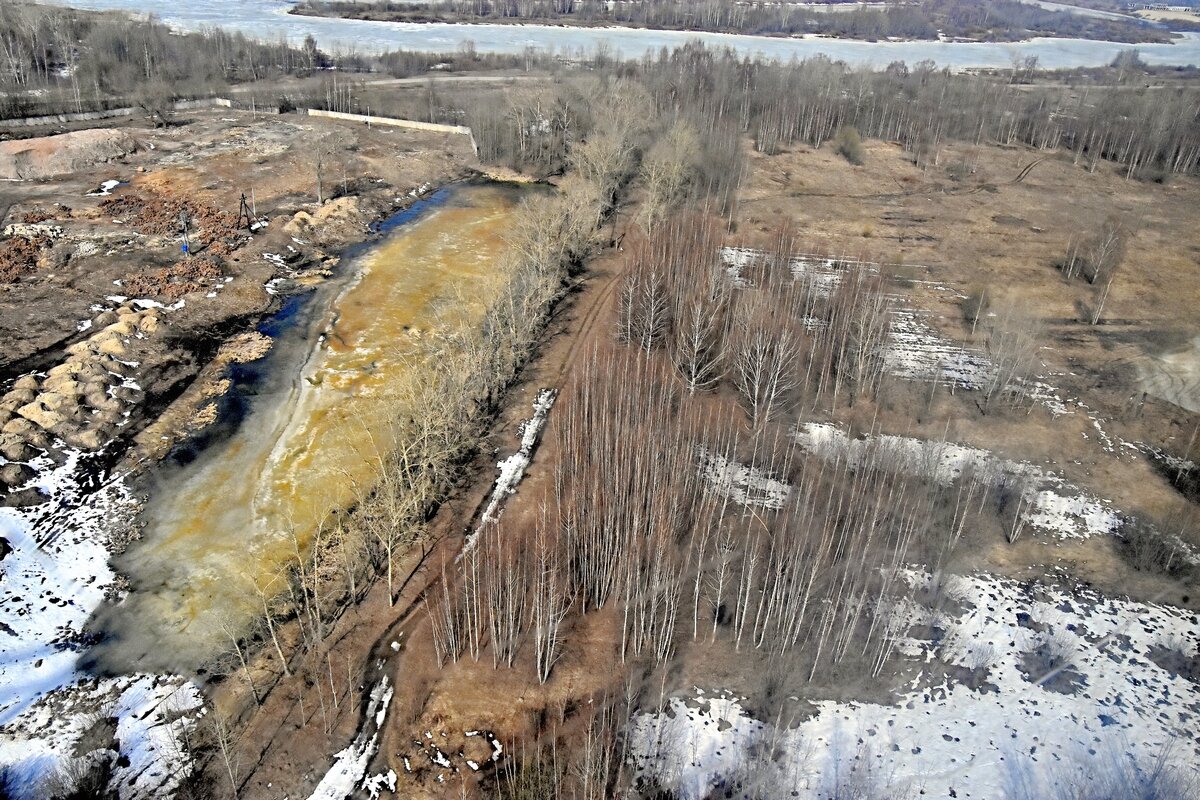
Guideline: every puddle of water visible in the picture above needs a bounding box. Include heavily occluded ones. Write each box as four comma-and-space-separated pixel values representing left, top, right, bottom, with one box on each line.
90, 183, 529, 672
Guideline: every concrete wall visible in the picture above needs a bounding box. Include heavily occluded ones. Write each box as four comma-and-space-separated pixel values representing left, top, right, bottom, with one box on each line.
305, 108, 479, 155
1, 98, 234, 129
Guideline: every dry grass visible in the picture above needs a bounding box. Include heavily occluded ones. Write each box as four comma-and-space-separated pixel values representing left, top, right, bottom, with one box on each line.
738, 137, 1200, 586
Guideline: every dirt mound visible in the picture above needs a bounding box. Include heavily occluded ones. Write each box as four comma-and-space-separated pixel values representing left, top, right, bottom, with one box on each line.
20, 205, 70, 224
0, 129, 137, 180
283, 196, 366, 243
0, 235, 50, 283
123, 257, 223, 300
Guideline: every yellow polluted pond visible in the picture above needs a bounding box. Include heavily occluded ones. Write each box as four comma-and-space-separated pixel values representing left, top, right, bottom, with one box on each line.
108, 184, 524, 666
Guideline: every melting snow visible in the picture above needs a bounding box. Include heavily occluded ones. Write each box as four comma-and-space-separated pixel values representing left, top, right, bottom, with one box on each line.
793, 424, 1122, 540
696, 446, 791, 510
0, 674, 204, 800
307, 678, 393, 800
0, 450, 134, 725
884, 309, 993, 389
628, 572, 1200, 799
718, 247, 870, 296
462, 389, 555, 555
87, 179, 120, 197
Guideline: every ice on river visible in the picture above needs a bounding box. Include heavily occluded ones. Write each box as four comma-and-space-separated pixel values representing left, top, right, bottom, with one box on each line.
39, 1, 1200, 67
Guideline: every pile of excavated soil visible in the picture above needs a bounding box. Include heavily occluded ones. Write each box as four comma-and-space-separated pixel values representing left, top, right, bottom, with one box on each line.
123, 257, 224, 300
0, 129, 137, 180
0, 234, 50, 283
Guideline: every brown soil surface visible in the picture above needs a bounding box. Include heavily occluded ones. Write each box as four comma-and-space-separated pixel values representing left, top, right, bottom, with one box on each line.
733, 138, 1200, 565
222, 205, 636, 799
0, 128, 138, 180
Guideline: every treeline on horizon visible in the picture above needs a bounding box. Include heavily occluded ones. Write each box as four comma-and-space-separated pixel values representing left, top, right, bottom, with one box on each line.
0, 2, 539, 118
294, 0, 1173, 43
3, 3, 1198, 180
366, 44, 1198, 181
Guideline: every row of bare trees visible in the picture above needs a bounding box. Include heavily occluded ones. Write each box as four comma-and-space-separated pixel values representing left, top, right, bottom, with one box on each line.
423, 341, 1020, 691
615, 215, 896, 421
601, 44, 1200, 178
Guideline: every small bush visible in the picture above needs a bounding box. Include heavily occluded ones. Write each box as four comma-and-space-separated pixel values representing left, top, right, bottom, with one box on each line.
40, 754, 116, 800
1118, 518, 1196, 580
833, 125, 866, 166
961, 286, 989, 329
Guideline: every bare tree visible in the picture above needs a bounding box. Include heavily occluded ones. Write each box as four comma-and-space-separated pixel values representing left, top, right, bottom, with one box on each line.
672, 297, 727, 394
732, 296, 800, 427
638, 122, 701, 233
981, 302, 1043, 413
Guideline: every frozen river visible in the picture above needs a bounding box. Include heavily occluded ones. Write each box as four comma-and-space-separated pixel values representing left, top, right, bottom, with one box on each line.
41, 0, 1200, 68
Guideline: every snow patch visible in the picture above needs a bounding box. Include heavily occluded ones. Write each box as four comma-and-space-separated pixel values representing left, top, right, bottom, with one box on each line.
0, 674, 204, 800
793, 423, 1122, 540
696, 446, 791, 510
628, 573, 1200, 799
883, 308, 992, 389
306, 678, 393, 800
87, 179, 120, 197
462, 389, 555, 556
0, 450, 135, 725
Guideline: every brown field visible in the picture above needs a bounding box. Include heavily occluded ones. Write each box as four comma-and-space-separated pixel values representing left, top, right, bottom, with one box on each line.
732, 139, 1200, 598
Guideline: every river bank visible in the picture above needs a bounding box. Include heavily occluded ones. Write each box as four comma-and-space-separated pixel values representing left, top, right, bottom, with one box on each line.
87, 181, 536, 676
0, 108, 483, 796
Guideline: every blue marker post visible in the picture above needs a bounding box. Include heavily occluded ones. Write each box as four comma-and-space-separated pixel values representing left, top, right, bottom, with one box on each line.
179, 210, 191, 257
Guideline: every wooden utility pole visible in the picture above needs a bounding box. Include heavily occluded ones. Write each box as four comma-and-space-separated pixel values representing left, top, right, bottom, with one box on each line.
316, 151, 324, 205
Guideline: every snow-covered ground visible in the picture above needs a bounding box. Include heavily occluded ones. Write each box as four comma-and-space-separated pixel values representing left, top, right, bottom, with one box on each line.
307, 678, 394, 800
718, 247, 996, 391
0, 448, 207, 798
696, 446, 791, 510
1, 379, 205, 796
719, 247, 876, 296
0, 674, 204, 800
628, 572, 1200, 799
793, 423, 1124, 541
883, 308, 994, 390
0, 450, 134, 725
462, 389, 555, 556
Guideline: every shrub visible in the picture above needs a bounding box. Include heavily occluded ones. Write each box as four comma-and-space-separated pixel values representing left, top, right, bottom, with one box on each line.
1118, 518, 1197, 580
833, 125, 866, 166
961, 286, 989, 329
